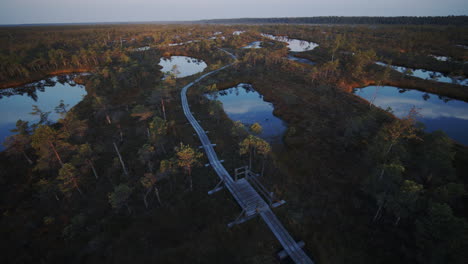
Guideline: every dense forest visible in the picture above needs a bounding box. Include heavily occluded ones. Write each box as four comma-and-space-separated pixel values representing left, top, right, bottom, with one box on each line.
0, 23, 467, 264
199, 16, 468, 25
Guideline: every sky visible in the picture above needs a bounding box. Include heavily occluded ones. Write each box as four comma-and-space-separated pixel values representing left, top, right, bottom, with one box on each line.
0, 0, 467, 25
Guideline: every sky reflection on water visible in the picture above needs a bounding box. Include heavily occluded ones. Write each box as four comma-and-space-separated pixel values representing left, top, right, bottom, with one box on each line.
354, 85, 468, 145
261, 34, 319, 52
159, 56, 207, 78
0, 76, 87, 150
376, 62, 468, 86
207, 83, 286, 142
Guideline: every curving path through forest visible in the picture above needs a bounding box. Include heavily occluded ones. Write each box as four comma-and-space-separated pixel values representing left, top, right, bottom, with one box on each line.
180, 49, 314, 264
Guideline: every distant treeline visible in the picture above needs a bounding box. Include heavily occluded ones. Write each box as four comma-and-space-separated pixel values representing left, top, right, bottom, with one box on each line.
198, 16, 468, 25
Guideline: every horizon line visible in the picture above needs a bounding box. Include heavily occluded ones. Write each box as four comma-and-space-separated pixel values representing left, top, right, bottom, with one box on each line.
1, 15, 467, 27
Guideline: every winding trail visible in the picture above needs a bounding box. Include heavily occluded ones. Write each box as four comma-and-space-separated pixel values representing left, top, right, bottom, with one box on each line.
180, 49, 314, 264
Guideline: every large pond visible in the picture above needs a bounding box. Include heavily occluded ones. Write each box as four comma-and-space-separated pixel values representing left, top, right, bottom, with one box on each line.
159, 56, 207, 78
0, 75, 87, 150
354, 85, 468, 145
261, 34, 319, 52
206, 83, 286, 142
376, 62, 468, 86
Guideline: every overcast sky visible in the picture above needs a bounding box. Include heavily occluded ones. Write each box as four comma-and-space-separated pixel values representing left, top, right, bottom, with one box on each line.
1, 0, 467, 25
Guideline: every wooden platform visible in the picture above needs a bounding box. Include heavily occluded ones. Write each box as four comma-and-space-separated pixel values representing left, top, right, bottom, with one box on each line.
233, 178, 269, 216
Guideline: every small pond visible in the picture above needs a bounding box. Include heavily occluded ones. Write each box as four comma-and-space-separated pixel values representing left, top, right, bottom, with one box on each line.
354, 85, 468, 145
159, 56, 207, 78
242, 41, 262, 49
0, 75, 87, 150
376, 62, 468, 86
261, 34, 319, 52
133, 46, 150, 52
206, 83, 286, 142
233, 31, 246, 35
288, 55, 316, 65
209, 36, 225, 40
430, 55, 450, 62
168, 40, 200, 46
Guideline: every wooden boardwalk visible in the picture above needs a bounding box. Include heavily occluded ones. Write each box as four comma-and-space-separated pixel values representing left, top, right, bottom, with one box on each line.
180, 52, 314, 264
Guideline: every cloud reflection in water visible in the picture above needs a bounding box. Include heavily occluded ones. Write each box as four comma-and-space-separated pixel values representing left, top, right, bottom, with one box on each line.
355, 85, 468, 145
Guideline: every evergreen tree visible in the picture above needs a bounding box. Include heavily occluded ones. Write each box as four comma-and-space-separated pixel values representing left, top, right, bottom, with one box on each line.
175, 143, 203, 191
57, 163, 83, 197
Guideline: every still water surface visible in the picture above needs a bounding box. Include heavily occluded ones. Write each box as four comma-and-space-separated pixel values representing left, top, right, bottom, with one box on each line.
233, 31, 246, 35
261, 34, 319, 52
376, 62, 468, 86
242, 41, 262, 49
354, 85, 468, 145
159, 56, 207, 78
207, 83, 286, 142
0, 75, 87, 150
287, 55, 316, 65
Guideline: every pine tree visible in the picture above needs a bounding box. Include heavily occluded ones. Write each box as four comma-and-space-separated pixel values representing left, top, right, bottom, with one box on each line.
57, 163, 83, 197
175, 143, 203, 191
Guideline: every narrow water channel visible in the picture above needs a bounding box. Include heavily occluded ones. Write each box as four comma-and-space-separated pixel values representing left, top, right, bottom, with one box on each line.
376, 62, 468, 86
